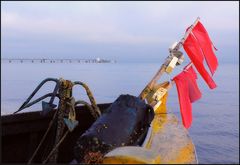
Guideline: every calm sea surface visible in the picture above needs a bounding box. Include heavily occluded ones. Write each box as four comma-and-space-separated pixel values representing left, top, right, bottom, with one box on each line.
1, 62, 239, 163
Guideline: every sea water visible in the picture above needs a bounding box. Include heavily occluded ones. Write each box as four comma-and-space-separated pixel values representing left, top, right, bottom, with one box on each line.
1, 62, 239, 163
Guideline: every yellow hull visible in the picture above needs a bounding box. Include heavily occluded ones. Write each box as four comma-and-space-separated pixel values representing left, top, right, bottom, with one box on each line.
102, 81, 197, 164
102, 113, 197, 164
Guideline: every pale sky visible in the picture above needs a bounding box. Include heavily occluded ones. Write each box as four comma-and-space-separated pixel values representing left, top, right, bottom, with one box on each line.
1, 1, 239, 63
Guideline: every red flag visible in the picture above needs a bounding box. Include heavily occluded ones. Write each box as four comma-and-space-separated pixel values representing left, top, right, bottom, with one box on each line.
173, 65, 202, 129
192, 21, 218, 75
183, 33, 217, 89
184, 64, 202, 103
173, 71, 192, 129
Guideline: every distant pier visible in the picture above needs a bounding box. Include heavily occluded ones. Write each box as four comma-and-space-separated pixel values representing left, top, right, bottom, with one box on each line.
1, 58, 116, 64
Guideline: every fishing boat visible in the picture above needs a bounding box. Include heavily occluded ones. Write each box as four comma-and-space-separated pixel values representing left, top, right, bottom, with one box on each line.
2, 101, 197, 164
1, 17, 218, 164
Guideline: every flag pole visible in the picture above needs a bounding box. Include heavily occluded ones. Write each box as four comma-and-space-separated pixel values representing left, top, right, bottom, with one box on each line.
174, 17, 200, 50
139, 17, 200, 100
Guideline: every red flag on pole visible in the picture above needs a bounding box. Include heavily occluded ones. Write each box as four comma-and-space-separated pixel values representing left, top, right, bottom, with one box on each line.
173, 64, 202, 129
173, 71, 192, 129
184, 64, 202, 103
192, 21, 218, 75
183, 33, 217, 89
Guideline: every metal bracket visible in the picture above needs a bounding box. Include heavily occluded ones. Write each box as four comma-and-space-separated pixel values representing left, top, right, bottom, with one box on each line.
41, 101, 57, 116
165, 48, 184, 74
146, 82, 170, 113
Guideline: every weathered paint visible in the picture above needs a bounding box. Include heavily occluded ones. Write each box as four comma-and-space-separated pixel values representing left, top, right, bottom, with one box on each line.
102, 82, 197, 164
103, 113, 197, 164
102, 146, 161, 164
154, 92, 168, 114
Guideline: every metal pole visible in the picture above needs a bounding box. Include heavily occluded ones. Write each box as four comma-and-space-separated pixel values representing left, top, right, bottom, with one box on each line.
139, 17, 200, 100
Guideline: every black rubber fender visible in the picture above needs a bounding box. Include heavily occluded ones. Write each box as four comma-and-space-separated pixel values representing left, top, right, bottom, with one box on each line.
73, 94, 154, 163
